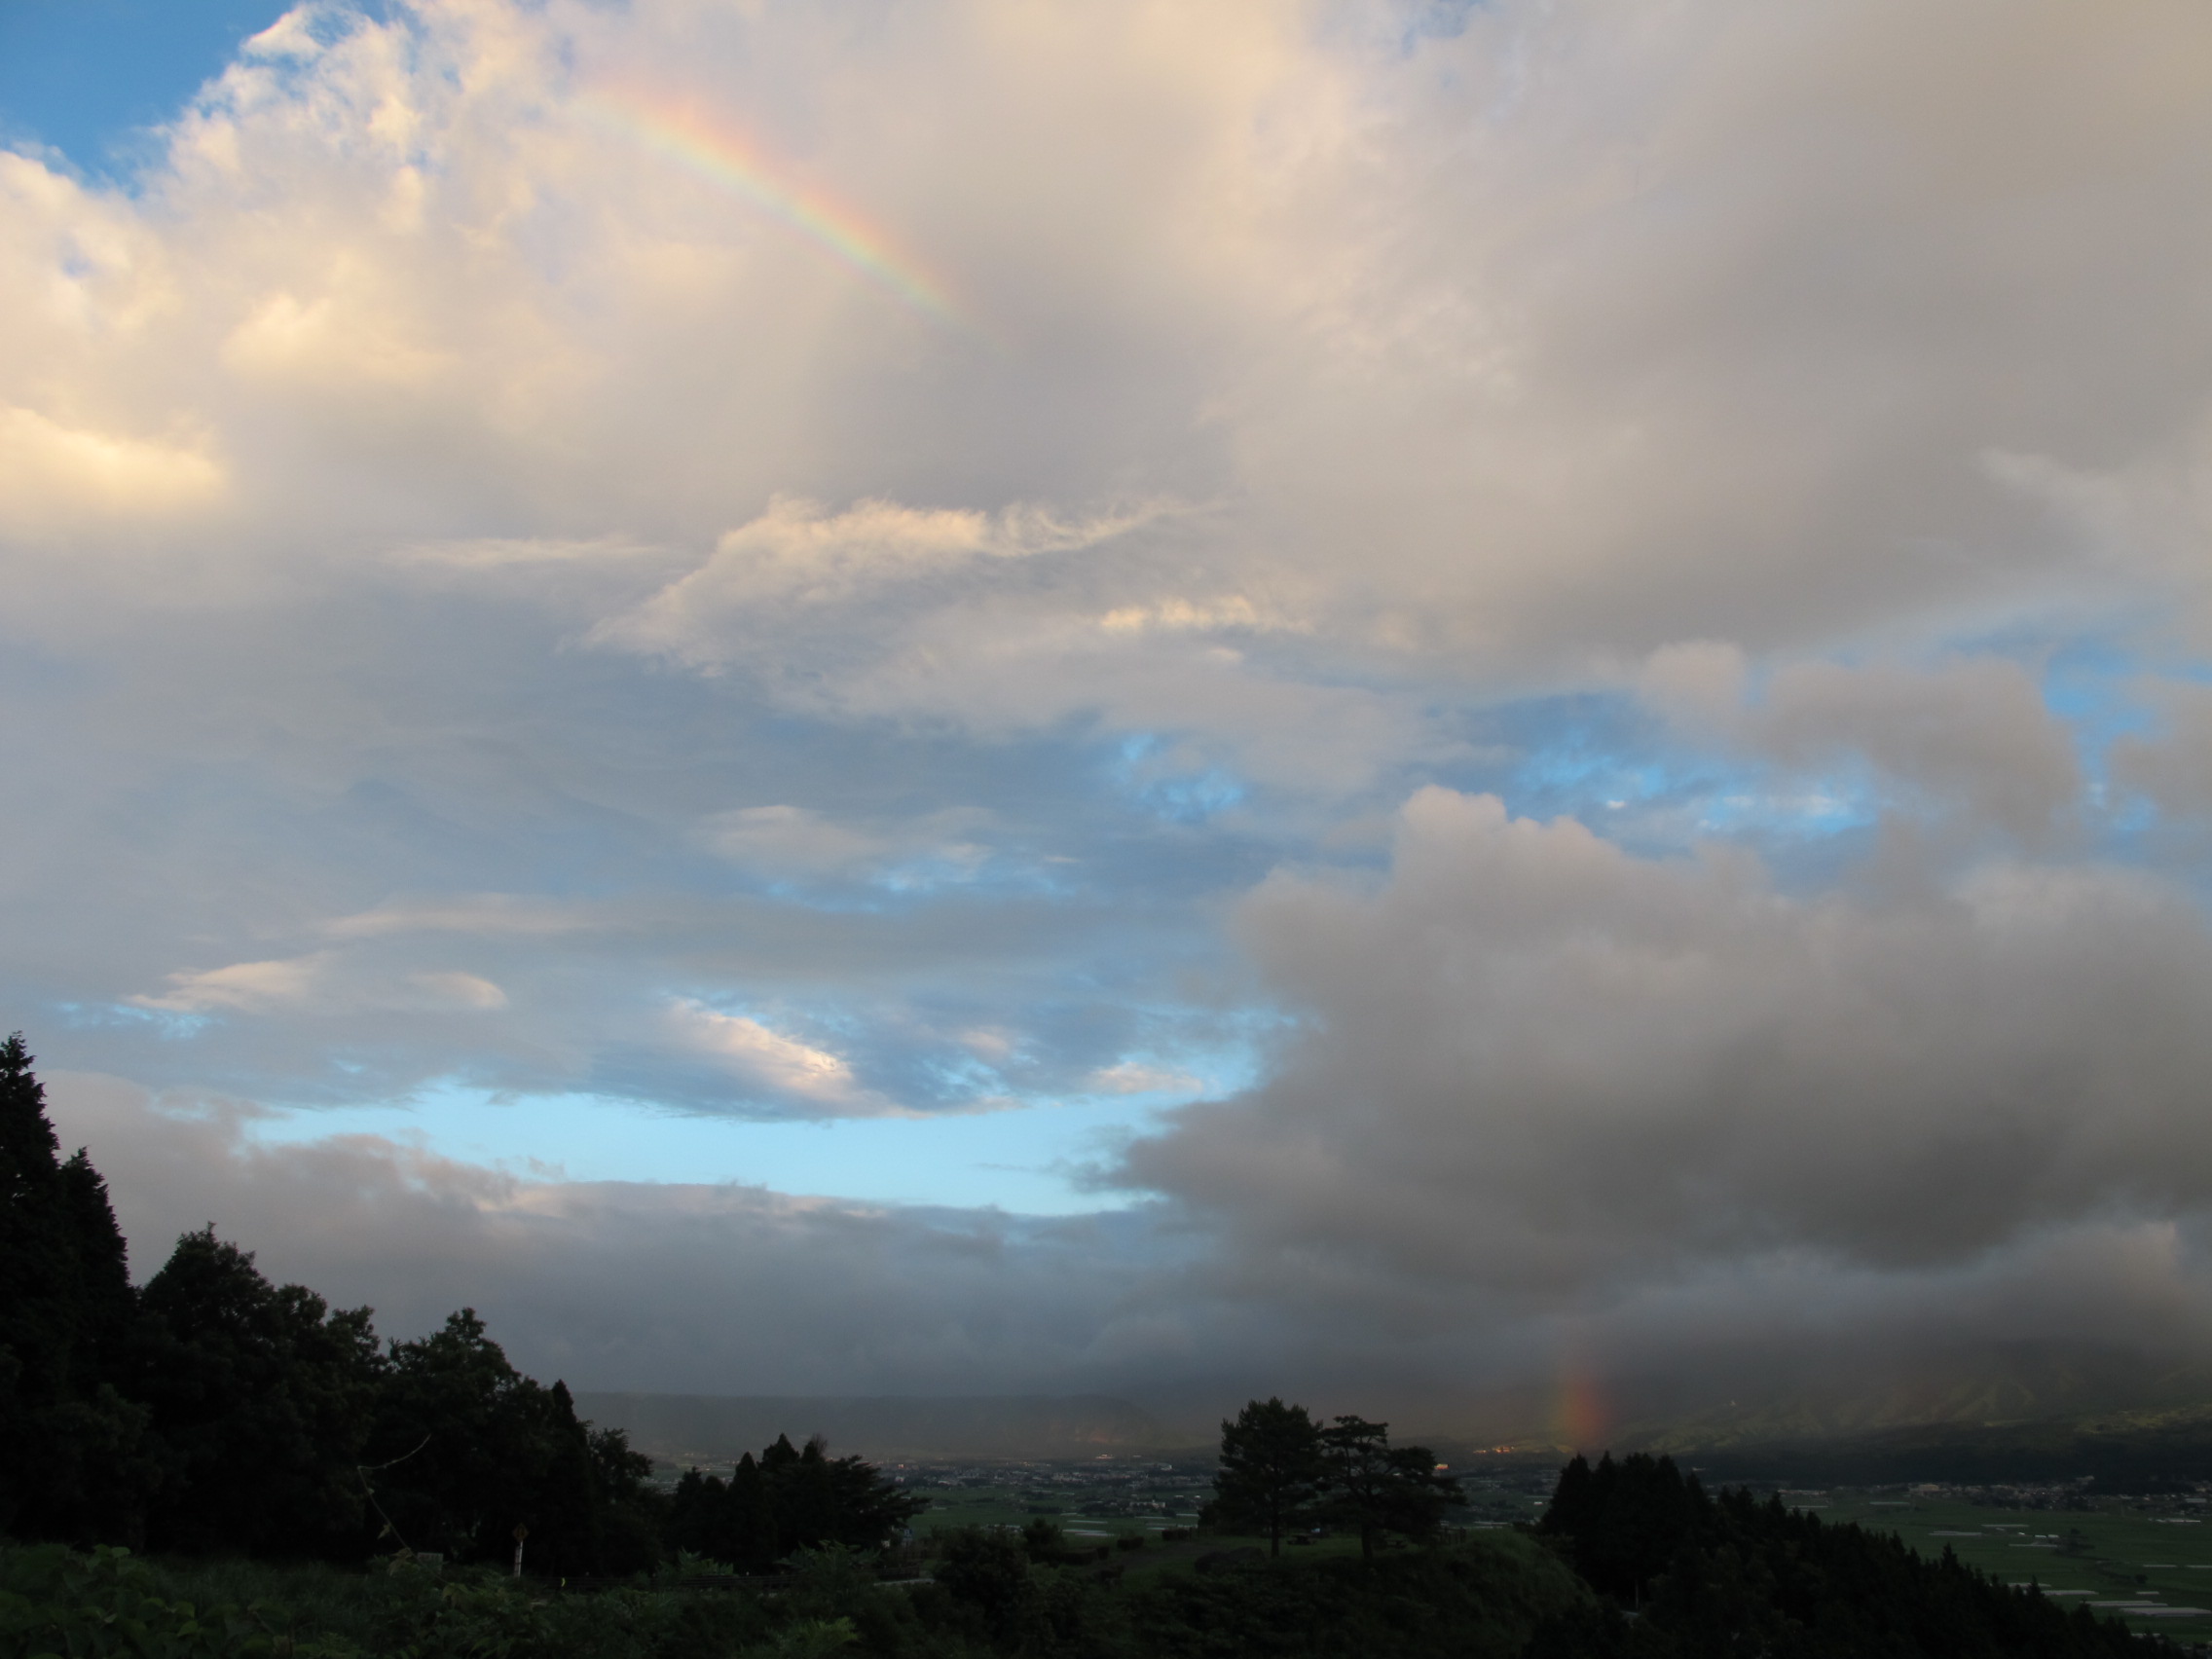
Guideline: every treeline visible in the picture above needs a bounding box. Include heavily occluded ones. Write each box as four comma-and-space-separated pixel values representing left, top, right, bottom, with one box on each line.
0, 1037, 917, 1574
1530, 1450, 2158, 1657
666, 1437, 925, 1570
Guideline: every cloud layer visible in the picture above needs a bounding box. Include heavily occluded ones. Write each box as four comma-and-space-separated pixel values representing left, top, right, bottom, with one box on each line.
9, 0, 2212, 1429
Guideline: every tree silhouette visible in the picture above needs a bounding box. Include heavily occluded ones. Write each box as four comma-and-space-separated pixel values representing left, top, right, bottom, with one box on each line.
1316, 1415, 1459, 1562
0, 1034, 148, 1542
1211, 1396, 1326, 1556
132, 1227, 385, 1556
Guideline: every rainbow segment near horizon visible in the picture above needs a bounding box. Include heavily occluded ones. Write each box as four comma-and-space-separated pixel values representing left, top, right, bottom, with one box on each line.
581, 88, 972, 334
1553, 1358, 1611, 1454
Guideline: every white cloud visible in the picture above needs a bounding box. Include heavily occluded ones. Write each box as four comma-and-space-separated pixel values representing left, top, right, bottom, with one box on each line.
135, 953, 508, 1014
0, 405, 225, 536
137, 953, 330, 1014
666, 999, 890, 1115
602, 496, 1156, 662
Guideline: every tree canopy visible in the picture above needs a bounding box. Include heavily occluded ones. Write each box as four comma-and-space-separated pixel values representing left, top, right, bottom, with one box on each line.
667, 1433, 926, 1571
1209, 1396, 1325, 1556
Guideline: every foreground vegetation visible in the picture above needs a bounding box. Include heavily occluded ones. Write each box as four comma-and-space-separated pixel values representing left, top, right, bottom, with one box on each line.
0, 1528, 1592, 1659
0, 1477, 2173, 1659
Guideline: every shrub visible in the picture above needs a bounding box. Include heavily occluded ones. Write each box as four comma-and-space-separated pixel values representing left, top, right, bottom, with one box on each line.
0, 1544, 346, 1659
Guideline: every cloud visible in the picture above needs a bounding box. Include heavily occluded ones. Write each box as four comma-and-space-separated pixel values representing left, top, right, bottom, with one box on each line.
136, 952, 508, 1014
0, 404, 225, 536
41, 1056, 2212, 1437
1640, 650, 2083, 842
2111, 681, 2212, 824
1125, 788, 2212, 1307
8, 0, 2212, 1427
41, 1069, 1188, 1399
701, 804, 993, 889
600, 496, 1156, 665
1086, 1062, 1203, 1097
665, 998, 892, 1116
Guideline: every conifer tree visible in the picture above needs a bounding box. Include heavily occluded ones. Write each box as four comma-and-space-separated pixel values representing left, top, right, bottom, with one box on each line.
1211, 1396, 1326, 1556
1315, 1415, 1459, 1562
0, 1034, 148, 1541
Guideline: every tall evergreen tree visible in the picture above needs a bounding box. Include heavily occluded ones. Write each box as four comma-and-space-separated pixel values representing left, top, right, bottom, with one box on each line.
0, 1035, 148, 1542
1538, 1451, 1703, 1604
668, 1436, 922, 1571
1210, 1396, 1326, 1556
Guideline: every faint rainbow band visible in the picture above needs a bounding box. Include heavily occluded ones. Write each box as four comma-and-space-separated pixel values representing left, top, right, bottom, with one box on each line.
580, 88, 970, 332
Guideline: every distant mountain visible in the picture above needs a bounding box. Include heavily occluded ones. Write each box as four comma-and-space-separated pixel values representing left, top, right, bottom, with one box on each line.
572, 1392, 1169, 1466
1621, 1344, 2212, 1454
1673, 1405, 2212, 1489
1576, 1343, 2212, 1487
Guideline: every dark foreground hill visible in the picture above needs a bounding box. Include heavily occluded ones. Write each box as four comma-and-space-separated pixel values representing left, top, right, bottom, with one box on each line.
574, 1392, 1169, 1464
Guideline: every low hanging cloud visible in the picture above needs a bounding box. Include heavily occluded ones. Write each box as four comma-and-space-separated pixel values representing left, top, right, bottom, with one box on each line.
40, 1069, 1191, 1400
1125, 788, 2212, 1305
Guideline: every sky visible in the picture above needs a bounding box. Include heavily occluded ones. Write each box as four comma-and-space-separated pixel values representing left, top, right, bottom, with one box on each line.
8, 0, 2212, 1441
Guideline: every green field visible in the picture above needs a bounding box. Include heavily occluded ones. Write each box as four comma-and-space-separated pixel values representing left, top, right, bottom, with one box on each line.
1793, 1493, 2212, 1641
913, 1491, 1165, 1540
910, 1490, 1385, 1579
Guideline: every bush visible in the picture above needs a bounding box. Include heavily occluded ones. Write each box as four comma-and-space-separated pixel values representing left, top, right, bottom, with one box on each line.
931, 1526, 1039, 1645
1113, 1533, 1146, 1553
1125, 1532, 1592, 1659
0, 1544, 347, 1659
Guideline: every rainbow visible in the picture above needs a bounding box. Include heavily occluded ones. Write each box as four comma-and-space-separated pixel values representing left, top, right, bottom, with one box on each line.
1553, 1350, 1611, 1454
581, 87, 969, 331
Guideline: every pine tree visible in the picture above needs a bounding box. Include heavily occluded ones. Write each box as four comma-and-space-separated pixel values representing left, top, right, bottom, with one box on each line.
725, 1450, 778, 1568
1315, 1415, 1459, 1563
0, 1034, 148, 1542
1211, 1396, 1326, 1556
